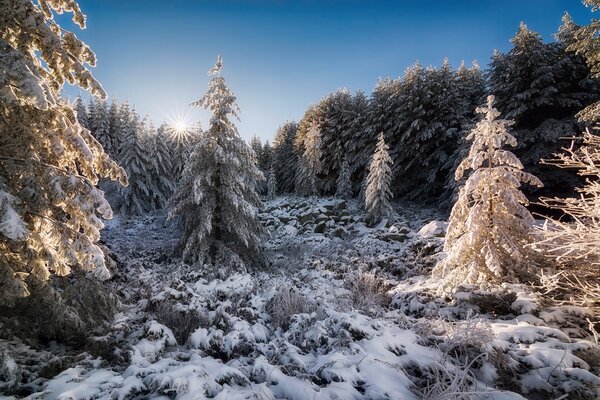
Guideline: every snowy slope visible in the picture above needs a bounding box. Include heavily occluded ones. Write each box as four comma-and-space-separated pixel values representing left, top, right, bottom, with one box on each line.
0, 197, 598, 399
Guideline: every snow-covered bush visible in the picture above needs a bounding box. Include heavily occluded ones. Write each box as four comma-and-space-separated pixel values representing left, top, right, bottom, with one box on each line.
266, 284, 316, 330
434, 95, 543, 290
536, 129, 600, 266
346, 270, 390, 315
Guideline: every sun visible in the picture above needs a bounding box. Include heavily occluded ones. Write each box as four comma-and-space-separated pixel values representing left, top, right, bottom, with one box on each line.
173, 118, 189, 134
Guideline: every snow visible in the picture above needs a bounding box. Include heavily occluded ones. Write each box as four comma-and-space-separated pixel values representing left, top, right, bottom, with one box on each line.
1, 197, 598, 399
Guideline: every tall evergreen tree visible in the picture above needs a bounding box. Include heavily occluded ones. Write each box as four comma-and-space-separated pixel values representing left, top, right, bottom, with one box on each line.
168, 124, 195, 183
336, 156, 353, 199
148, 123, 175, 209
561, 1, 600, 122
267, 166, 277, 201
259, 141, 273, 173
116, 101, 133, 164
89, 98, 111, 154
250, 135, 267, 194
272, 122, 299, 193
119, 112, 152, 215
348, 90, 372, 192
0, 0, 126, 304
170, 56, 264, 268
433, 96, 543, 290
489, 21, 600, 200
365, 133, 394, 226
74, 96, 89, 130
296, 121, 321, 196
107, 98, 122, 159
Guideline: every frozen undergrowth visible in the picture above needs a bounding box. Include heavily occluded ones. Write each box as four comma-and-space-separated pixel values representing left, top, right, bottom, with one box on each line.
1, 197, 599, 399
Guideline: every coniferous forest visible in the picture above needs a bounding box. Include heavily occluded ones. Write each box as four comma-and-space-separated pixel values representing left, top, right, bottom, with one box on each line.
1, 1, 600, 399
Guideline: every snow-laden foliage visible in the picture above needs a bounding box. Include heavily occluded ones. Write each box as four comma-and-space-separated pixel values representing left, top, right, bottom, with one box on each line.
365, 133, 394, 226
170, 56, 264, 269
336, 156, 353, 199
74, 95, 89, 130
148, 124, 176, 209
296, 120, 322, 196
119, 113, 153, 215
0, 0, 126, 305
565, 0, 600, 122
272, 121, 299, 193
267, 166, 277, 201
88, 97, 112, 155
107, 98, 123, 159
3, 197, 597, 399
434, 96, 543, 290
536, 129, 600, 268
166, 123, 197, 184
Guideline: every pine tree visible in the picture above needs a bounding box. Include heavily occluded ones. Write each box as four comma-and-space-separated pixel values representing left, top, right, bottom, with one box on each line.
170, 56, 263, 269
250, 135, 267, 194
90, 98, 111, 154
250, 135, 263, 163
74, 96, 89, 130
115, 101, 133, 164
260, 141, 273, 173
168, 124, 195, 183
107, 98, 122, 159
365, 133, 394, 226
336, 156, 353, 199
348, 90, 372, 193
119, 112, 152, 215
149, 123, 176, 209
434, 96, 543, 290
272, 122, 299, 193
267, 166, 277, 201
296, 121, 321, 196
0, 0, 126, 305
565, 1, 600, 122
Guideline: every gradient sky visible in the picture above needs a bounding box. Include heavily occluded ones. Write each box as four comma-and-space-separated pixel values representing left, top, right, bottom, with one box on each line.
62, 0, 594, 142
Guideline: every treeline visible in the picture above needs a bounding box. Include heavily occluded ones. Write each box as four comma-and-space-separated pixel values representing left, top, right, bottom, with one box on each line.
76, 97, 201, 215
267, 17, 600, 208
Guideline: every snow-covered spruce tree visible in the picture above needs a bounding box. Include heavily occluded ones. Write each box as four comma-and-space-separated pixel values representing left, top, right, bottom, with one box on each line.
119, 112, 152, 215
434, 96, 543, 289
365, 133, 394, 226
250, 135, 267, 194
296, 121, 321, 196
336, 156, 353, 199
272, 121, 299, 193
169, 56, 264, 269
0, 0, 126, 305
149, 123, 175, 209
566, 1, 600, 122
107, 98, 122, 159
89, 98, 111, 154
260, 140, 273, 172
168, 124, 195, 183
267, 166, 277, 201
115, 100, 133, 164
74, 95, 89, 130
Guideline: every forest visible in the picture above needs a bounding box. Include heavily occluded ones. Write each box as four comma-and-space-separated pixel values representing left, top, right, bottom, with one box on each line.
1, 0, 600, 399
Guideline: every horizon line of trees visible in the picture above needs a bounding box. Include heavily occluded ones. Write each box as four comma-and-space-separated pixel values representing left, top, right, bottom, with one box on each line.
268, 16, 600, 211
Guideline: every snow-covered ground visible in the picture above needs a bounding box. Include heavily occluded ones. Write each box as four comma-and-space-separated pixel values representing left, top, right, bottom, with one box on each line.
1, 197, 599, 399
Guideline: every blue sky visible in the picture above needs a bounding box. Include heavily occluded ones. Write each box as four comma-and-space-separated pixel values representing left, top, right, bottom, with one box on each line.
63, 0, 594, 142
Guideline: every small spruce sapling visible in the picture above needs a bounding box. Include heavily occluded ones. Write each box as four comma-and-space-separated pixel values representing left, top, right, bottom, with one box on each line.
365, 133, 394, 226
267, 166, 277, 201
434, 96, 543, 290
336, 156, 353, 199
